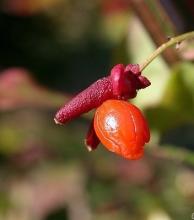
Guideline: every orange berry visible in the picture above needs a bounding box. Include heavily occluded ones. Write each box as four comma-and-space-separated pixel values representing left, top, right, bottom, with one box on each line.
94, 100, 150, 160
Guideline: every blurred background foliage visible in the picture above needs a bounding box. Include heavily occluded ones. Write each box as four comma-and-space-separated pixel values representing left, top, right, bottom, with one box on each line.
0, 0, 194, 219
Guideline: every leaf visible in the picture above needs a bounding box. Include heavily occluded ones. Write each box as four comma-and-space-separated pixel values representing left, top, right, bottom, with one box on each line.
145, 62, 194, 134
161, 62, 194, 119
127, 15, 170, 108
146, 107, 186, 133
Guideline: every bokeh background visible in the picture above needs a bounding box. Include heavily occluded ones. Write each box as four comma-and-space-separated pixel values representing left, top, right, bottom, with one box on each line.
0, 0, 194, 219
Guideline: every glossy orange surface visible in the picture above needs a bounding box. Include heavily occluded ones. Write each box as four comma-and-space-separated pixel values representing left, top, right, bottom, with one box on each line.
94, 100, 150, 160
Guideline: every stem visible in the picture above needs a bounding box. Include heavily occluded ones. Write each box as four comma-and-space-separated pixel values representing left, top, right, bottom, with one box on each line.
140, 31, 194, 72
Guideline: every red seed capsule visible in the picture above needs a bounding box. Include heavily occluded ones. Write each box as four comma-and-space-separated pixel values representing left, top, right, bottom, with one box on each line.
94, 100, 150, 160
54, 64, 151, 125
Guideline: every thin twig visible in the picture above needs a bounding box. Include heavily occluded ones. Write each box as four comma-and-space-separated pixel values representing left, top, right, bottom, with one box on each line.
140, 31, 194, 71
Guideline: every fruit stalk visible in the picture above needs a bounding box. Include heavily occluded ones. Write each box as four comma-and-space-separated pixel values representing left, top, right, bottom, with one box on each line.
140, 31, 194, 71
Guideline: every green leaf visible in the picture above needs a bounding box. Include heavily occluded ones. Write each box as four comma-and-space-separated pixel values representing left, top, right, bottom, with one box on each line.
161, 62, 194, 118
145, 62, 194, 134
146, 107, 186, 133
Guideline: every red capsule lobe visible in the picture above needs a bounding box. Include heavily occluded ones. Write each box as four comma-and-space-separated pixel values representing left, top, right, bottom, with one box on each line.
54, 76, 114, 124
54, 64, 151, 125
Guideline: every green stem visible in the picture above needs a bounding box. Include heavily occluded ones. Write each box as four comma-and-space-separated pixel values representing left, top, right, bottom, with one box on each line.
140, 31, 194, 72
